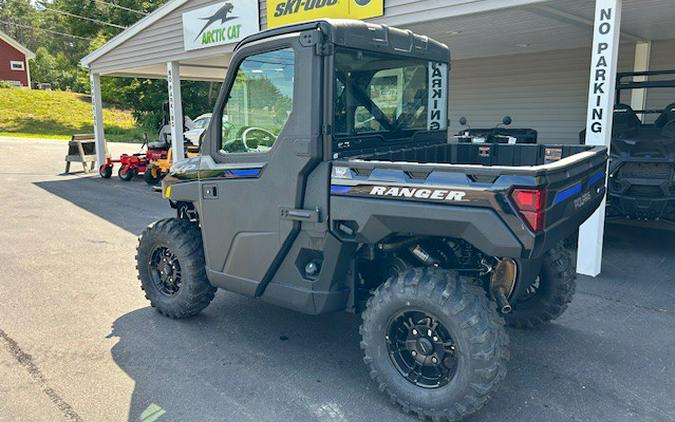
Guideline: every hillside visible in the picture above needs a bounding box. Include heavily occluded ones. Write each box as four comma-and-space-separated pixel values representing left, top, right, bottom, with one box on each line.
0, 88, 143, 142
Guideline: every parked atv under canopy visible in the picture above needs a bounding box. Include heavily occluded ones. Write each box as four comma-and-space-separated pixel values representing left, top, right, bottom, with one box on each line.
586, 70, 675, 222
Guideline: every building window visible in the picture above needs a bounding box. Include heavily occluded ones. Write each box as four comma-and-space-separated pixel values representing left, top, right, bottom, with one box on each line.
10, 60, 24, 71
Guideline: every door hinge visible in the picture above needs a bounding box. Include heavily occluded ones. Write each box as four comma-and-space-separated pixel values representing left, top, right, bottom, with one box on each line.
322, 124, 332, 135
315, 42, 334, 56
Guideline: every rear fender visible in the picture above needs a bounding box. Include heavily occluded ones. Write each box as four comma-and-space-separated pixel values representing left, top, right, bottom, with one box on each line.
330, 196, 523, 258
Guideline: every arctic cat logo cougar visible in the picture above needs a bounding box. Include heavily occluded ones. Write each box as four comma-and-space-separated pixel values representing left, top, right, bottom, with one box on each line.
370, 186, 467, 202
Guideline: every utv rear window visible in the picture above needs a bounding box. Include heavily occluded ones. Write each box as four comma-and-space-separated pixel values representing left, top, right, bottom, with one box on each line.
334, 47, 448, 139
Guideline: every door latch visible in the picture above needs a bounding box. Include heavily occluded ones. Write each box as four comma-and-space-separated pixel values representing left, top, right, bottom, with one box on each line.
202, 184, 218, 199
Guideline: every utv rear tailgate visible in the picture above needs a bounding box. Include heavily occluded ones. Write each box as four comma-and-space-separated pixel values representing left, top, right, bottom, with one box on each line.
330, 145, 608, 259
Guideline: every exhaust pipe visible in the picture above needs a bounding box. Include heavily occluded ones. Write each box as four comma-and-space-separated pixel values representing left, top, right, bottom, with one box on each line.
493, 287, 512, 314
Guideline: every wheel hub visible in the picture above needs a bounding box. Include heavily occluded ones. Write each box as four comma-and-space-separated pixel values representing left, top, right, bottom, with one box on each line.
386, 310, 458, 389
149, 246, 182, 296
415, 337, 434, 355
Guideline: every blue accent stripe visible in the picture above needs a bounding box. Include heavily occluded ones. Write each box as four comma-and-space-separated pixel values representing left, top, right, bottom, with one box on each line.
228, 168, 261, 177
589, 170, 605, 186
331, 185, 352, 194
553, 183, 582, 206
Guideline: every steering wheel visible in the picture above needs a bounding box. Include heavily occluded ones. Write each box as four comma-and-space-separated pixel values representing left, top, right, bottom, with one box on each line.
241, 127, 276, 153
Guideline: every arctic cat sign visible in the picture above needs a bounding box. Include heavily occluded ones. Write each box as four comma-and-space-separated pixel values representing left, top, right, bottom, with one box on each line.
267, 0, 383, 29
182, 1, 259, 51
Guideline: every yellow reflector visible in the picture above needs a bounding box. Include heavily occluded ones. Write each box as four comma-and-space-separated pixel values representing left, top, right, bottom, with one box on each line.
164, 185, 172, 199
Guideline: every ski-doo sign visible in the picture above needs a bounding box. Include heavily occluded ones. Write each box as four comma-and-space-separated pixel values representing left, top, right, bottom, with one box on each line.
182, 1, 259, 51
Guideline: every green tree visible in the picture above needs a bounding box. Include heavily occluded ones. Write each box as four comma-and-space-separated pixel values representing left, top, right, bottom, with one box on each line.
1, 0, 221, 131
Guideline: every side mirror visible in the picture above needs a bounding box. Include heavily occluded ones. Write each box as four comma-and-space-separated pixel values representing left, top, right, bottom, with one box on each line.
502, 115, 512, 126
459, 116, 467, 126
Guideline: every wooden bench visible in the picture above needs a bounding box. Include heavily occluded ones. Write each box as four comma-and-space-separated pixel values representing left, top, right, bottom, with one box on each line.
64, 134, 106, 174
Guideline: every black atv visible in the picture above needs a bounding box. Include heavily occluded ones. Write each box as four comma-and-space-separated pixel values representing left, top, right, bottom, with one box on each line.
580, 70, 675, 222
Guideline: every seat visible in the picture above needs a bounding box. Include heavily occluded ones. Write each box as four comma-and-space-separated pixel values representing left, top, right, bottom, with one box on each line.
654, 103, 675, 128
148, 140, 169, 150
612, 103, 641, 138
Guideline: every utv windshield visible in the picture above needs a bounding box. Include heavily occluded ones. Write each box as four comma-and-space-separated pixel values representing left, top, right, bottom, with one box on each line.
334, 47, 448, 140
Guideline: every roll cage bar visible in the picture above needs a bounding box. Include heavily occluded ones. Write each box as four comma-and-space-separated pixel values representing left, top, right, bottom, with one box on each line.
615, 69, 675, 114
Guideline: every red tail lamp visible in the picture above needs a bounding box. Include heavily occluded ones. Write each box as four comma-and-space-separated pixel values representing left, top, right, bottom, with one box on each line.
510, 188, 546, 231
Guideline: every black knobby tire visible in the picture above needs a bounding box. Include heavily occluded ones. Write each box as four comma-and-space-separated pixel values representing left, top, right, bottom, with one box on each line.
136, 218, 216, 319
118, 166, 136, 181
99, 165, 112, 179
360, 268, 509, 421
144, 168, 160, 185
505, 244, 576, 329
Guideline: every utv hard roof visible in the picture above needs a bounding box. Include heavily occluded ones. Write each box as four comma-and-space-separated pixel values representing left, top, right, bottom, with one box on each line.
236, 19, 449, 63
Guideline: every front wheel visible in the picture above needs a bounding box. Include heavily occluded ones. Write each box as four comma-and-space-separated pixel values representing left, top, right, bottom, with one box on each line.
360, 268, 509, 421
505, 244, 576, 329
136, 218, 216, 319
144, 168, 160, 185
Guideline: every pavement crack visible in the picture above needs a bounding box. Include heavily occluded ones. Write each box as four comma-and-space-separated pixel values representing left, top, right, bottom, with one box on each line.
0, 328, 84, 422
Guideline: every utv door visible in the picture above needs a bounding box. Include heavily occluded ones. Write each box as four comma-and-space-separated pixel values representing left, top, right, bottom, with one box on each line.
198, 31, 323, 297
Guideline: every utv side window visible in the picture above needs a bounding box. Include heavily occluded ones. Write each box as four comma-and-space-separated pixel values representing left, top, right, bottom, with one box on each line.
220, 48, 295, 154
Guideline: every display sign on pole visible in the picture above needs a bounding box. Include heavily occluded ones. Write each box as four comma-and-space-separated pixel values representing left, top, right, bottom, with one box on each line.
267, 0, 384, 29
183, 1, 260, 51
577, 0, 622, 277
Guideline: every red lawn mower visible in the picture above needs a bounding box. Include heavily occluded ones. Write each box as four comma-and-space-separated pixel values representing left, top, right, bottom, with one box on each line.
98, 136, 168, 185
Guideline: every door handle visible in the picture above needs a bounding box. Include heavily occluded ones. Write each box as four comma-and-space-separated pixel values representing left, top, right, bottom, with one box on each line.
280, 207, 320, 222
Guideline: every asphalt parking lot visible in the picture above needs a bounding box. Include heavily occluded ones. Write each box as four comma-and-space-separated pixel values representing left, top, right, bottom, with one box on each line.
0, 137, 674, 422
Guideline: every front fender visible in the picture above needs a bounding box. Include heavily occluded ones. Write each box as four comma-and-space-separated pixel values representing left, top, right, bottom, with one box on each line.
161, 156, 202, 204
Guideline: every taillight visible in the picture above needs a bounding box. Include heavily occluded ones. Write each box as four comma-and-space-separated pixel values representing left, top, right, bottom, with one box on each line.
510, 188, 546, 231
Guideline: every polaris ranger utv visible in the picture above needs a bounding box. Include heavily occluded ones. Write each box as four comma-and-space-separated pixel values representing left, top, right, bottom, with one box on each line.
136, 20, 607, 421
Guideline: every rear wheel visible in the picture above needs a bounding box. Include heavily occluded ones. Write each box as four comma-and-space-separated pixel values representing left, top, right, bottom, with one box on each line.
118, 166, 136, 181
505, 244, 575, 329
136, 218, 216, 319
360, 268, 509, 421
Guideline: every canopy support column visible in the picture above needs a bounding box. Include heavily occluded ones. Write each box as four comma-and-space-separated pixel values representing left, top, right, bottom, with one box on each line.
577, 0, 623, 276
89, 72, 107, 171
167, 61, 185, 161
630, 41, 651, 121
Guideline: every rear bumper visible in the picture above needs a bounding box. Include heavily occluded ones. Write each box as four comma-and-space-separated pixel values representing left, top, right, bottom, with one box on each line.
608, 157, 675, 219
607, 194, 675, 220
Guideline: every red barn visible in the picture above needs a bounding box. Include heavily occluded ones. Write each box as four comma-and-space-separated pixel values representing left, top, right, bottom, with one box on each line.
0, 30, 35, 88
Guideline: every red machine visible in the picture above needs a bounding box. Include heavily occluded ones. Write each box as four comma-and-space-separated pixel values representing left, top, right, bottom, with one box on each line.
98, 142, 167, 184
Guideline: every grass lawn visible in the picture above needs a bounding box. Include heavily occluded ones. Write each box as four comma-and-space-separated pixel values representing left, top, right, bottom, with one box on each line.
0, 88, 144, 142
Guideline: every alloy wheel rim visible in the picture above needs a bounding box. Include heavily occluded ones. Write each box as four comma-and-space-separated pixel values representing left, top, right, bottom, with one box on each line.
148, 246, 182, 296
385, 310, 458, 389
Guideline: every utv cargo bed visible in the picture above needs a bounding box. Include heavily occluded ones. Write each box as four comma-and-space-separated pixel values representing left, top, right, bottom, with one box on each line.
331, 143, 607, 259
